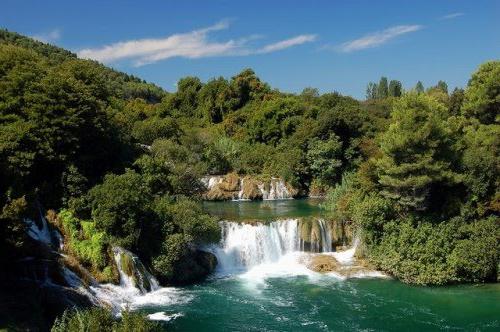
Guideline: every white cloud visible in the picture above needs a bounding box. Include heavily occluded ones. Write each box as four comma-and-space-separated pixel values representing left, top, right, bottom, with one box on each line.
257, 34, 317, 54
440, 12, 464, 20
32, 29, 61, 43
338, 25, 423, 53
78, 21, 316, 66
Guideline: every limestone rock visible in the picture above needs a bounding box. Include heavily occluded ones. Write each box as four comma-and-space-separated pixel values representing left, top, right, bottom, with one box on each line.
306, 254, 340, 273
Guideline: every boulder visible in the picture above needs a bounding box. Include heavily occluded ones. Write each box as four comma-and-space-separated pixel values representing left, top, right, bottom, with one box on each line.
204, 185, 235, 201
219, 172, 240, 192
306, 255, 340, 273
168, 250, 218, 285
240, 177, 263, 200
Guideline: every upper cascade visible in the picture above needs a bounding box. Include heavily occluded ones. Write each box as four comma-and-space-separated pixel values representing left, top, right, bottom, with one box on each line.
202, 173, 299, 201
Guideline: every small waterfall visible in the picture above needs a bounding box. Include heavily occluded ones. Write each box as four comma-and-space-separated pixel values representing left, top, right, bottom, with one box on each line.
201, 175, 224, 190
332, 236, 359, 265
25, 215, 52, 245
112, 247, 159, 294
260, 178, 292, 200
318, 220, 332, 253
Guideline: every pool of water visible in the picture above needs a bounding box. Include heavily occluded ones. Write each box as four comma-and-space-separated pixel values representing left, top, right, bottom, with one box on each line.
133, 200, 500, 331
202, 198, 324, 221
140, 275, 500, 331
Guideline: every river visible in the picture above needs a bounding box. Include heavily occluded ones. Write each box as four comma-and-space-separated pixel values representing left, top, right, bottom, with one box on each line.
130, 199, 499, 331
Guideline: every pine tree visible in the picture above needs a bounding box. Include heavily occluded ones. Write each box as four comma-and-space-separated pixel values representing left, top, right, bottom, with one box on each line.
366, 82, 378, 100
375, 93, 458, 210
415, 81, 424, 94
388, 80, 403, 97
377, 77, 389, 98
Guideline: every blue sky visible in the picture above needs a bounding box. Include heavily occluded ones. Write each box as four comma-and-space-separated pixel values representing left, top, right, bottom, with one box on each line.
2, 0, 499, 98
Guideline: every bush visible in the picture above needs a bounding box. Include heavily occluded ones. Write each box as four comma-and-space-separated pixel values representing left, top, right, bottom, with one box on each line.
51, 308, 163, 332
57, 209, 111, 279
369, 216, 499, 285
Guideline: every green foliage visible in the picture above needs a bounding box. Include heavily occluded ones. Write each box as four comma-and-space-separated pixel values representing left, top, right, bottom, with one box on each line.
377, 77, 389, 99
132, 116, 180, 145
0, 196, 28, 261
58, 209, 109, 272
415, 81, 425, 94
87, 170, 153, 250
462, 61, 499, 124
388, 80, 402, 97
51, 308, 163, 332
306, 134, 343, 184
369, 216, 499, 285
167, 198, 220, 244
375, 93, 458, 210
461, 123, 499, 214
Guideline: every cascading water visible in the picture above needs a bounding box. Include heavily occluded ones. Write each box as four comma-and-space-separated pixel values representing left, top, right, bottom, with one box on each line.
260, 178, 292, 200
211, 219, 383, 282
213, 218, 338, 273
112, 247, 160, 294
214, 219, 300, 271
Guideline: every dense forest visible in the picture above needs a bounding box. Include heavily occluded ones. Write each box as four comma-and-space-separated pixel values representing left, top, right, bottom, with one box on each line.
0, 29, 498, 330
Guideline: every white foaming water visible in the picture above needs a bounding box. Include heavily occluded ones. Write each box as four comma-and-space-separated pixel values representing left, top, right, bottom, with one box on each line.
59, 247, 188, 315
25, 215, 52, 245
331, 237, 359, 265
260, 178, 293, 200
213, 219, 300, 273
212, 220, 385, 283
148, 312, 183, 322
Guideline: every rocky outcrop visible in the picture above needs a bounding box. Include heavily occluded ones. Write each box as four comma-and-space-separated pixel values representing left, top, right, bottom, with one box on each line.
305, 254, 340, 272
297, 219, 353, 252
168, 250, 218, 285
202, 173, 298, 201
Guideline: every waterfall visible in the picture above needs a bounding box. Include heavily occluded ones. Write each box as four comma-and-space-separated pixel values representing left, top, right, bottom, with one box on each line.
214, 220, 300, 271
112, 247, 159, 294
318, 219, 332, 253
203, 174, 295, 200
25, 215, 52, 245
260, 178, 292, 200
201, 175, 224, 190
213, 219, 337, 272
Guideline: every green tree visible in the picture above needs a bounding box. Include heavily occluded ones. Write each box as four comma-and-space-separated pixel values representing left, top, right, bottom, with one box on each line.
197, 77, 232, 123
436, 80, 448, 94
375, 93, 457, 210
388, 80, 402, 97
366, 82, 378, 100
415, 81, 424, 94
462, 61, 500, 124
306, 134, 343, 184
449, 88, 465, 115
377, 77, 389, 99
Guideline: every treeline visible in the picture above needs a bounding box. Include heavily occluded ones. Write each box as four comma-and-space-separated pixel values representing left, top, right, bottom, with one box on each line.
366, 76, 450, 100
326, 62, 499, 285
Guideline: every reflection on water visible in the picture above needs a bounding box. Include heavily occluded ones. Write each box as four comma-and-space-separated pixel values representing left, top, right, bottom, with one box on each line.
202, 198, 325, 221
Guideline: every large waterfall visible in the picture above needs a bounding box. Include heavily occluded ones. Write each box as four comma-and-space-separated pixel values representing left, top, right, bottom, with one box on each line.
213, 219, 341, 272
214, 219, 300, 271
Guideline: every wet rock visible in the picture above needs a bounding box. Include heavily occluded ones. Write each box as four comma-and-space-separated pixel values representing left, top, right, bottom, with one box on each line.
168, 250, 218, 285
306, 254, 340, 273
240, 177, 263, 200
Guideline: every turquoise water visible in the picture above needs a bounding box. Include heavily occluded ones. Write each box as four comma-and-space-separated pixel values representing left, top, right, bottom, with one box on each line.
142, 200, 500, 331
202, 198, 324, 221
143, 276, 500, 331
